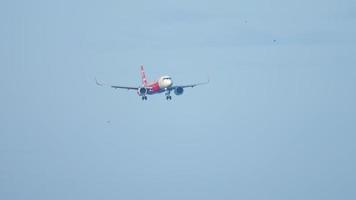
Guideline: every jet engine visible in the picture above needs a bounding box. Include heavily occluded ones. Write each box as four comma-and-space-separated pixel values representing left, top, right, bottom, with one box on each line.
174, 87, 184, 95
138, 87, 148, 96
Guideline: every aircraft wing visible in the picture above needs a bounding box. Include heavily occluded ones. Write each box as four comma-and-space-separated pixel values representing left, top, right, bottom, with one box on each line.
173, 79, 210, 89
95, 78, 139, 90
111, 85, 138, 90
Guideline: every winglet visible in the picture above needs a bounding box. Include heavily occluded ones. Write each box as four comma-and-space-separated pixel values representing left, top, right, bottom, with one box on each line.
95, 77, 104, 86
200, 77, 210, 85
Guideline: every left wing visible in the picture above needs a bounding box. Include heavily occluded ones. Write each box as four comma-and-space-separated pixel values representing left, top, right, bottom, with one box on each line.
172, 79, 210, 89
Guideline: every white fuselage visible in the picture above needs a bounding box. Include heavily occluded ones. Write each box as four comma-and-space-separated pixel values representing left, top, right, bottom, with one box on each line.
158, 76, 173, 89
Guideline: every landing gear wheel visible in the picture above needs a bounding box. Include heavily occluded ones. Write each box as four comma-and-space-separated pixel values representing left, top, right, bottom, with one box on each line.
166, 96, 172, 100
142, 96, 148, 100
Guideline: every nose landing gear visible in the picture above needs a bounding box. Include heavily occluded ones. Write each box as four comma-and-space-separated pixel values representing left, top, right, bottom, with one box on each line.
142, 96, 148, 100
165, 90, 172, 100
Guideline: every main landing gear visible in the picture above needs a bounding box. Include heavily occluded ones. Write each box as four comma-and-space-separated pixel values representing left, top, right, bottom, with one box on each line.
141, 96, 148, 100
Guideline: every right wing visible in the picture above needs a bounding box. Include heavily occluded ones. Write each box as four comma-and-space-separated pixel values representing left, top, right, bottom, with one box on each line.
95, 78, 139, 90
111, 85, 138, 90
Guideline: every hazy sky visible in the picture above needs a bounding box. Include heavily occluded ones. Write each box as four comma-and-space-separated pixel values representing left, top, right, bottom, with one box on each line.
1, 0, 356, 199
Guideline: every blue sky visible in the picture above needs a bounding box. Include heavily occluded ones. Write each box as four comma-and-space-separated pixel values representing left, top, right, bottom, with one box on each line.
1, 0, 356, 199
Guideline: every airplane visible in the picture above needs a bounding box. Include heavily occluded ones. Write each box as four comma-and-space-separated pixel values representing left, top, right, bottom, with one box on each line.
96, 65, 209, 100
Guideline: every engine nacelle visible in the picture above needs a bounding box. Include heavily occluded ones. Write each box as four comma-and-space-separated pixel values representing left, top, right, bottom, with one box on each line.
174, 87, 184, 95
138, 87, 148, 96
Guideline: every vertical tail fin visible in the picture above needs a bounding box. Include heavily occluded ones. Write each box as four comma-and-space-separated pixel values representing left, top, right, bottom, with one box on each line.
140, 65, 148, 86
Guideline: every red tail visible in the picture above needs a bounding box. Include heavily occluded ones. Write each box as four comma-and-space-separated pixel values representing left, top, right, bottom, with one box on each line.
140, 65, 148, 86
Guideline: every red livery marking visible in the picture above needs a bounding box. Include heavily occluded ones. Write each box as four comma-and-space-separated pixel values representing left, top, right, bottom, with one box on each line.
149, 82, 160, 92
141, 65, 148, 86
